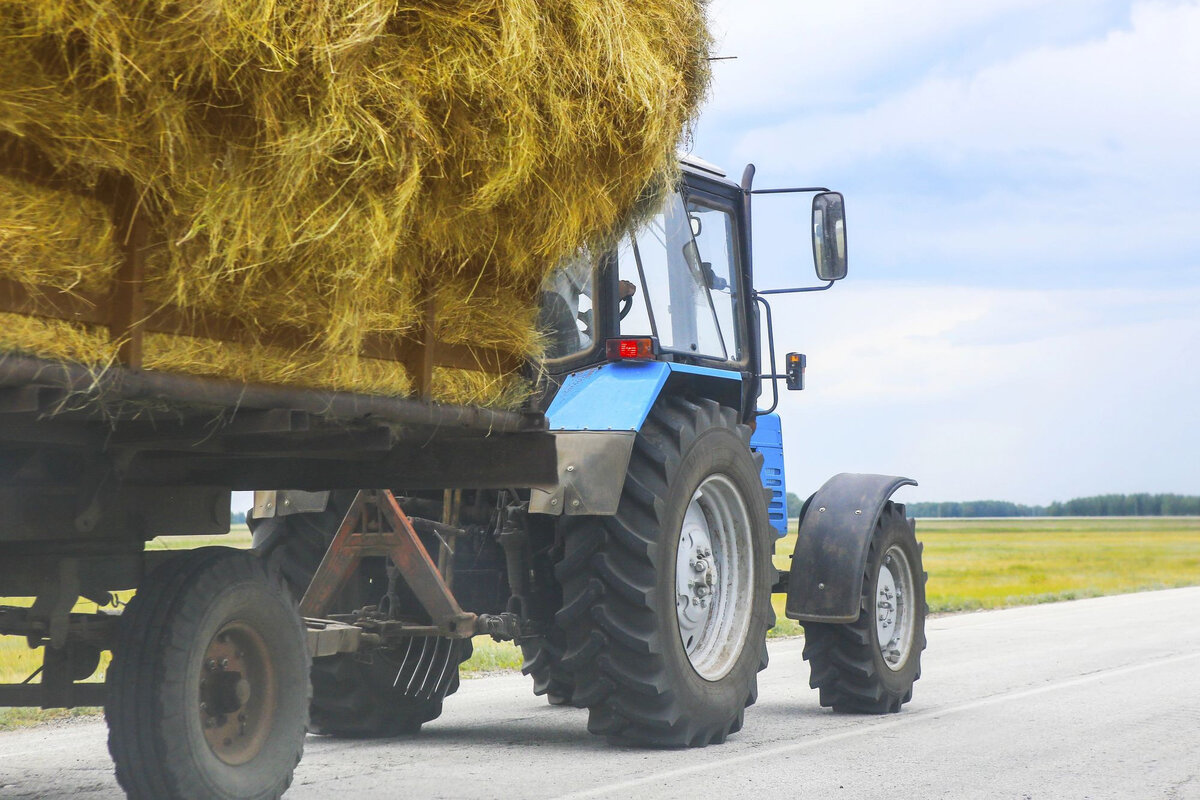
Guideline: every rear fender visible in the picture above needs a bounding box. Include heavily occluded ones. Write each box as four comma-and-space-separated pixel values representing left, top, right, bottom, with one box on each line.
784, 473, 916, 623
249, 490, 331, 551
532, 361, 742, 516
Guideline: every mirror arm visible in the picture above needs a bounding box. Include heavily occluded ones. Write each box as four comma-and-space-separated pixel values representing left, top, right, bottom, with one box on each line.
750, 186, 830, 195
755, 281, 835, 296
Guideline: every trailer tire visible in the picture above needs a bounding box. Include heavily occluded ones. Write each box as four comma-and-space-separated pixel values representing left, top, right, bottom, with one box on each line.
253, 494, 471, 737
802, 502, 927, 713
107, 548, 309, 800
555, 396, 774, 746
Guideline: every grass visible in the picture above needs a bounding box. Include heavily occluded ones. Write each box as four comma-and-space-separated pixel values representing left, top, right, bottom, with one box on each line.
914, 516, 1200, 612
770, 516, 1200, 627
5, 518, 1199, 724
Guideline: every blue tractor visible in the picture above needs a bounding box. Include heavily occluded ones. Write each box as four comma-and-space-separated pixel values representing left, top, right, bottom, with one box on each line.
253, 156, 927, 748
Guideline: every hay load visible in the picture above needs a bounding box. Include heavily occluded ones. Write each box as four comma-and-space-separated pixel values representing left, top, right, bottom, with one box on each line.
0, 0, 711, 405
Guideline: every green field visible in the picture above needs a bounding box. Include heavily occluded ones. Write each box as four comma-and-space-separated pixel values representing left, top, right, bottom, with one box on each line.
4, 517, 1198, 727
913, 516, 1200, 611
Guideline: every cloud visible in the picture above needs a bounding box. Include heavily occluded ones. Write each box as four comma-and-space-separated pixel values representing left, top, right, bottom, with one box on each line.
769, 283, 1200, 504
690, 4, 1200, 504
733, 1, 1200, 179
694, 2, 1200, 289
702, 0, 1137, 116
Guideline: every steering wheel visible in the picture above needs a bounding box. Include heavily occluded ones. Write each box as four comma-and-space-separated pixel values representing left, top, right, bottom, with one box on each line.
619, 295, 634, 320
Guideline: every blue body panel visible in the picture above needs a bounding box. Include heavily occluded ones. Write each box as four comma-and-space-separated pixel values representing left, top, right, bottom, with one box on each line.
547, 361, 786, 535
546, 361, 739, 431
750, 413, 788, 536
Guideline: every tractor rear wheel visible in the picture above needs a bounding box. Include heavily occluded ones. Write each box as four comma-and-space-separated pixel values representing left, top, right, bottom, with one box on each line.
252, 494, 471, 737
107, 548, 309, 800
801, 501, 927, 713
555, 396, 774, 746
520, 625, 576, 705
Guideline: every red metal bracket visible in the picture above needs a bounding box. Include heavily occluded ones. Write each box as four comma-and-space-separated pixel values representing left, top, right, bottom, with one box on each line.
298, 490, 476, 637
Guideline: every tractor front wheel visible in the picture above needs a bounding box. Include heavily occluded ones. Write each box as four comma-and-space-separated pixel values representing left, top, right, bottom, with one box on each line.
802, 501, 927, 713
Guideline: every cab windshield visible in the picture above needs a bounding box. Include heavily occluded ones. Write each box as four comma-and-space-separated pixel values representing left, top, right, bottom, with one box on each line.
535, 191, 741, 365
619, 193, 740, 361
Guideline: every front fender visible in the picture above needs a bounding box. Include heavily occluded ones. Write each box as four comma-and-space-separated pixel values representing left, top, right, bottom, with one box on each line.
784, 473, 917, 623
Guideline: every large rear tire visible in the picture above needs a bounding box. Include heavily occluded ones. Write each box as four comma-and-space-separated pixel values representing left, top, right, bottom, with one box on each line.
802, 501, 927, 713
555, 396, 774, 746
107, 548, 309, 800
308, 636, 472, 737
252, 494, 471, 737
520, 625, 576, 705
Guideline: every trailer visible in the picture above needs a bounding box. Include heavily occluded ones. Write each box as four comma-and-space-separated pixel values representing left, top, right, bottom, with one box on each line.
0, 157, 927, 799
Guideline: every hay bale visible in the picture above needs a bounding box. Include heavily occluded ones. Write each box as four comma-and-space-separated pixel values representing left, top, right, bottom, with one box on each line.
0, 0, 710, 405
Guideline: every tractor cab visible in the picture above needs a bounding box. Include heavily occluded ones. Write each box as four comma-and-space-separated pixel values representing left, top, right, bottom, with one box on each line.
536, 156, 848, 422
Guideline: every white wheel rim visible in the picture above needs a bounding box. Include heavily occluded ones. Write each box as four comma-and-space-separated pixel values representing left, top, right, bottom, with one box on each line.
675, 474, 755, 681
876, 545, 916, 671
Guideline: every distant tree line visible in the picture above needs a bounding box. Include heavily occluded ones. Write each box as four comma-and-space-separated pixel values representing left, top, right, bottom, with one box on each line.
231, 510, 247, 525
784, 492, 1200, 517
908, 494, 1200, 517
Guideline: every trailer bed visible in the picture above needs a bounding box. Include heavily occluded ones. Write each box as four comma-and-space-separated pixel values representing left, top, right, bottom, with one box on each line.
0, 353, 555, 492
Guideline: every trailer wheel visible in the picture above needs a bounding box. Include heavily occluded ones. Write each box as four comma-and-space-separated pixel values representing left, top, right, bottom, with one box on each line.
802, 502, 927, 713
107, 548, 309, 800
555, 396, 774, 746
253, 496, 471, 736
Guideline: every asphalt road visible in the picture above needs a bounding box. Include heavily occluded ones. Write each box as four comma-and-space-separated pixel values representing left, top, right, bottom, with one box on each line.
2, 587, 1198, 799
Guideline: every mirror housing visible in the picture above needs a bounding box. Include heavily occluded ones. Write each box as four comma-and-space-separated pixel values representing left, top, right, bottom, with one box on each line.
811, 192, 848, 281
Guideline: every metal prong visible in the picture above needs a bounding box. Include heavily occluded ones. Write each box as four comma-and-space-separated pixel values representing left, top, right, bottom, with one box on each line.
406, 638, 432, 695
430, 640, 458, 700
392, 637, 416, 688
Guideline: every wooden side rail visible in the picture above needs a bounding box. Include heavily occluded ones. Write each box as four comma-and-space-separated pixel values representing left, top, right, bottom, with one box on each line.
0, 133, 526, 398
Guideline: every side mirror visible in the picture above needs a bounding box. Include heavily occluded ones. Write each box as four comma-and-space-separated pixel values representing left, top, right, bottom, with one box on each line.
811, 192, 847, 281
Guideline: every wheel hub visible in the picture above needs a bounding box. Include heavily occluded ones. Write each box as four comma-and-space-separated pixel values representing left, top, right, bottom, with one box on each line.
876, 546, 915, 671
674, 474, 754, 681
199, 622, 276, 766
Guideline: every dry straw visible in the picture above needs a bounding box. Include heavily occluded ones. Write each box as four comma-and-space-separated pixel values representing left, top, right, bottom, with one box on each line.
0, 0, 711, 405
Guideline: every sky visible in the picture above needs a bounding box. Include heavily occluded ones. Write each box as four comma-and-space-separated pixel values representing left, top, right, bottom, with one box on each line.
690, 0, 1200, 505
